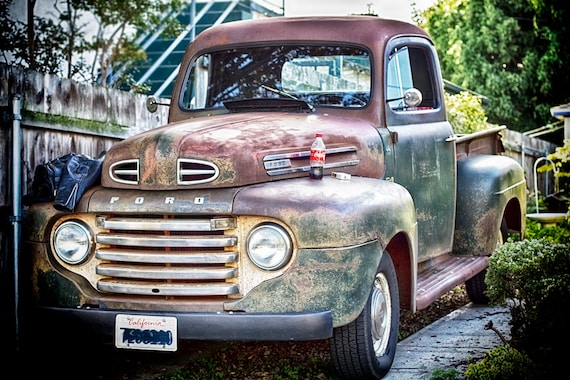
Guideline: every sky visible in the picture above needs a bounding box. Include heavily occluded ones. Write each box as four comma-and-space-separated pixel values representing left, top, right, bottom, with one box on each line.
283, 0, 436, 23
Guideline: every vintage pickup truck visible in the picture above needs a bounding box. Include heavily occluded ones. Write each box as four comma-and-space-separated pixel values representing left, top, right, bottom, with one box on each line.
22, 16, 526, 379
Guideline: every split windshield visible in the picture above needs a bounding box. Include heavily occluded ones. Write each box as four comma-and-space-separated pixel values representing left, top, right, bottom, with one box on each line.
181, 45, 371, 111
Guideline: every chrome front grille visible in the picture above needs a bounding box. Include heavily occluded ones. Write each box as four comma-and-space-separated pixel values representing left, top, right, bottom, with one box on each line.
95, 216, 239, 297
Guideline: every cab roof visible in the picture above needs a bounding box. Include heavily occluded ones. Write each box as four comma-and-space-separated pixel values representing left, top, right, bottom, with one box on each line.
189, 16, 430, 51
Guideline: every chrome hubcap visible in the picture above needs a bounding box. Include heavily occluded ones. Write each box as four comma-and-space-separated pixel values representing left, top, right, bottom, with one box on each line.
370, 272, 391, 356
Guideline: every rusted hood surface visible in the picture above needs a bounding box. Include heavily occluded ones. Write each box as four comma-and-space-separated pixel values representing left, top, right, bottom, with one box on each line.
101, 112, 384, 190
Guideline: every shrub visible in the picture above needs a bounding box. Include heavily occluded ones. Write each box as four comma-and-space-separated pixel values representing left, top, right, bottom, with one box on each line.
445, 91, 489, 134
485, 238, 570, 375
429, 368, 462, 380
524, 217, 570, 244
464, 345, 537, 380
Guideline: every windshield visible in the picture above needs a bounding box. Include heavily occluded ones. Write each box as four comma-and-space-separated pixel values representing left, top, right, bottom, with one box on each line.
181, 45, 371, 111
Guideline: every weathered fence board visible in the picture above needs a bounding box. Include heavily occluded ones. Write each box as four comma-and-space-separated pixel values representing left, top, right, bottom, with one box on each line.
502, 128, 558, 198
1, 63, 170, 207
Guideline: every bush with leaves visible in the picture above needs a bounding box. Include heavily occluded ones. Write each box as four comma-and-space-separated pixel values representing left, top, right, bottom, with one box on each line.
485, 238, 570, 376
445, 91, 490, 135
544, 139, 570, 210
464, 345, 538, 380
524, 217, 570, 244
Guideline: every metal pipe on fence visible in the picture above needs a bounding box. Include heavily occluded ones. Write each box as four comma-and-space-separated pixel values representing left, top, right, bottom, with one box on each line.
11, 94, 22, 349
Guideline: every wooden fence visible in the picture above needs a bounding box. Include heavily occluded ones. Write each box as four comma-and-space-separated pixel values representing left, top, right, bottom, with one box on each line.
1, 63, 169, 208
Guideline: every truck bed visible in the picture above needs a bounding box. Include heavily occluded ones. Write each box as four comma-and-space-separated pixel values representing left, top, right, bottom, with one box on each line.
454, 125, 506, 161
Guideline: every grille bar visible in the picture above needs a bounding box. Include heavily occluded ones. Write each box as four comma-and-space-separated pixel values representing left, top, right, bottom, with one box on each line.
96, 249, 238, 264
97, 264, 237, 280
98, 217, 236, 231
98, 279, 239, 296
96, 233, 237, 248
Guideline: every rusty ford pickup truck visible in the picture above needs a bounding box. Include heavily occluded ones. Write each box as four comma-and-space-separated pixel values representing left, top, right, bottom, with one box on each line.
22, 16, 526, 379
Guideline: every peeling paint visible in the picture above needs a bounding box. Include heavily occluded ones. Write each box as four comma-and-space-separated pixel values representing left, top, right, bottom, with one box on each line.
226, 241, 382, 326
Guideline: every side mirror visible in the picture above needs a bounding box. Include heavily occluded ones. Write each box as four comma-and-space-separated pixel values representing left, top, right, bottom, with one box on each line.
402, 88, 422, 107
386, 88, 423, 108
146, 96, 170, 113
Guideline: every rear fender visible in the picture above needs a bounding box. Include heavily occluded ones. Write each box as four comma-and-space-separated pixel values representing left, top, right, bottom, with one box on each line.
453, 155, 525, 256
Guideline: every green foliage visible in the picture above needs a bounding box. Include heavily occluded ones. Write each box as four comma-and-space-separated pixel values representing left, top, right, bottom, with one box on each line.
79, 0, 186, 90
429, 368, 462, 380
524, 217, 570, 243
419, 0, 570, 135
0, 0, 67, 74
445, 91, 489, 134
547, 139, 570, 174
485, 238, 570, 375
1, 0, 185, 92
546, 139, 570, 203
464, 345, 538, 380
165, 341, 339, 380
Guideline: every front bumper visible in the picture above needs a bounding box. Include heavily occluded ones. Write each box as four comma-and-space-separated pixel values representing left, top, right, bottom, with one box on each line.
27, 306, 333, 341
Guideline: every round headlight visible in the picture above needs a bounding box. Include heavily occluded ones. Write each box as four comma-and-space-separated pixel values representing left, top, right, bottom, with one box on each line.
53, 221, 92, 264
247, 224, 292, 270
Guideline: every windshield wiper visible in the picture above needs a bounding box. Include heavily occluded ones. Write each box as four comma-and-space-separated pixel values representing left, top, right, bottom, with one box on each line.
223, 98, 314, 113
261, 84, 314, 111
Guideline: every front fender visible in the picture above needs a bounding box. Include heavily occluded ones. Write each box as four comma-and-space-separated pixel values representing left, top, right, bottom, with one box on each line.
453, 155, 525, 256
233, 176, 416, 249
230, 176, 417, 325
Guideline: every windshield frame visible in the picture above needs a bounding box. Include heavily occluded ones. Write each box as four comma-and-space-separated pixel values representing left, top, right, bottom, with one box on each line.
179, 42, 374, 112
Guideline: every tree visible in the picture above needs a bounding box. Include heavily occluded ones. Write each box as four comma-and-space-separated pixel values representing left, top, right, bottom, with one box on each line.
82, 0, 184, 88
1, 0, 184, 91
418, 0, 570, 136
1, 0, 68, 75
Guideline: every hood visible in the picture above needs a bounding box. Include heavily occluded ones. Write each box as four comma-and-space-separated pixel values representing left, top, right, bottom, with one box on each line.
101, 112, 385, 190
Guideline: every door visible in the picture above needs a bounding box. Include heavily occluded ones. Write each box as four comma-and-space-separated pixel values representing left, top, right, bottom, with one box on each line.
383, 37, 456, 260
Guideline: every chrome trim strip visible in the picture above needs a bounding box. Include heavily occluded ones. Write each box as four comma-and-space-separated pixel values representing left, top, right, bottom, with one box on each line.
266, 160, 360, 176
97, 280, 239, 296
96, 264, 237, 280
494, 179, 527, 195
109, 159, 139, 185
263, 146, 357, 161
96, 249, 238, 264
97, 217, 236, 231
96, 234, 237, 248
177, 158, 220, 185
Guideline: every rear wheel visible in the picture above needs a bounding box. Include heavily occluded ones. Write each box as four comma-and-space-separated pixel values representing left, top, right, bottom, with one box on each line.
329, 252, 399, 379
466, 218, 507, 304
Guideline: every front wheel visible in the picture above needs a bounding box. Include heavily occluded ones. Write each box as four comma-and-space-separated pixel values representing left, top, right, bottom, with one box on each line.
329, 252, 400, 379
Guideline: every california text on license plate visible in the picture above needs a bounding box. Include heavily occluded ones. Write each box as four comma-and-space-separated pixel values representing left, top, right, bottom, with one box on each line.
115, 314, 178, 351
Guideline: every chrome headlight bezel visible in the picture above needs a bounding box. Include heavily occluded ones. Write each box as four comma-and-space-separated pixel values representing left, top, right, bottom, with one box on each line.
53, 220, 93, 265
247, 223, 293, 271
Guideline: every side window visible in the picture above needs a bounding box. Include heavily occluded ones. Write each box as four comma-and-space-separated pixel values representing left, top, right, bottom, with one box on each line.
386, 46, 437, 111
182, 54, 210, 109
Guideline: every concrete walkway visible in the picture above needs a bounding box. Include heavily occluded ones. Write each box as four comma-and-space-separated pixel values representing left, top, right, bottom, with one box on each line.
385, 303, 511, 379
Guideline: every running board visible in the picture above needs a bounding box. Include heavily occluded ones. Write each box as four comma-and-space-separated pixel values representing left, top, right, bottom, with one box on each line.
415, 254, 489, 311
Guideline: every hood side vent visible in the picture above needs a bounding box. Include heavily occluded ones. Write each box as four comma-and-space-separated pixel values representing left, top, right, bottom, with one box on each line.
178, 158, 220, 185
109, 159, 140, 185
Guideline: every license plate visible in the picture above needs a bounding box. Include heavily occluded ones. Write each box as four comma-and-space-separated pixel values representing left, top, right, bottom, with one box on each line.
115, 314, 178, 351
